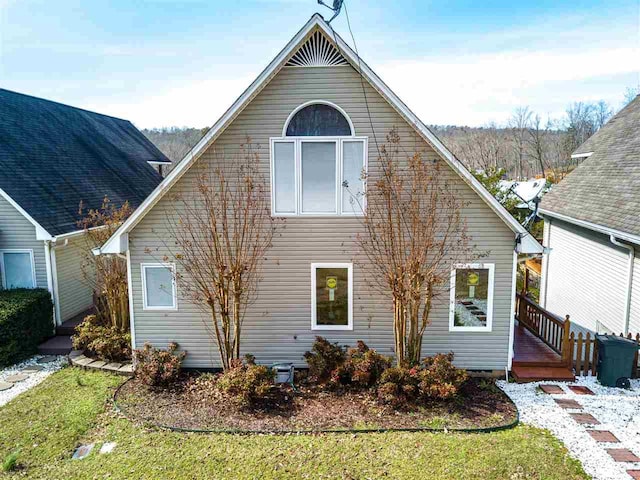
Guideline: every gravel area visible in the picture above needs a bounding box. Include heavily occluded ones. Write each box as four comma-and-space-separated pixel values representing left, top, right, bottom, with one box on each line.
0, 355, 67, 407
499, 376, 640, 480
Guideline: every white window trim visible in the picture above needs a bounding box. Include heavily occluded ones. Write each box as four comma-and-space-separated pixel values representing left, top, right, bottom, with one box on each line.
449, 263, 495, 333
0, 249, 37, 289
282, 100, 355, 137
141, 263, 178, 311
311, 262, 353, 331
270, 136, 368, 217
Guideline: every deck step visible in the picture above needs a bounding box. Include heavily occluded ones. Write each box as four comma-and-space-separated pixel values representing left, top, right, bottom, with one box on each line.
512, 365, 575, 383
37, 335, 73, 356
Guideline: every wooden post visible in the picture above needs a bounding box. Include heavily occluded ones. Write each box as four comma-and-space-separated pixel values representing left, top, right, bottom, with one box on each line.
518, 294, 527, 324
561, 315, 571, 366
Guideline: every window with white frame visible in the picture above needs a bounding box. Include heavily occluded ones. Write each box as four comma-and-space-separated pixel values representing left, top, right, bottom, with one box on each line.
141, 263, 177, 310
311, 263, 353, 330
271, 101, 367, 216
0, 250, 36, 289
449, 263, 494, 332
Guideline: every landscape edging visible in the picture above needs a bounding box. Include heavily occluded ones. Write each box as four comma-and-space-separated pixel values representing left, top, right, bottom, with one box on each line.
112, 377, 520, 435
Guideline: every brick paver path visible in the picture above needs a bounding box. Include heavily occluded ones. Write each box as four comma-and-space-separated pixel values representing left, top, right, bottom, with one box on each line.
606, 449, 640, 463
568, 385, 595, 395
587, 430, 620, 443
627, 470, 640, 479
539, 384, 564, 394
554, 398, 582, 409
570, 412, 600, 425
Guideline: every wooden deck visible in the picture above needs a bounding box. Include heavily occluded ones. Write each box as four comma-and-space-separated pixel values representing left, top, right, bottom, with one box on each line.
512, 323, 575, 382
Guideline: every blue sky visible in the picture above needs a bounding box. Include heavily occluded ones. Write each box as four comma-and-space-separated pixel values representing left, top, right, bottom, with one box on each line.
1, 0, 638, 128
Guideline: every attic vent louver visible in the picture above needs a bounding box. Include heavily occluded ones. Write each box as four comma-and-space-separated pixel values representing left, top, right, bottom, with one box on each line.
285, 30, 349, 67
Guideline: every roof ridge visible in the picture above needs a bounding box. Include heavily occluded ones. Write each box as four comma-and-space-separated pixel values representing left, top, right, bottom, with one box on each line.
0, 88, 132, 124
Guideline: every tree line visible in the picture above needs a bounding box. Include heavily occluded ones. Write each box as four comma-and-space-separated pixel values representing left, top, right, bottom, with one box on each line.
143, 88, 637, 181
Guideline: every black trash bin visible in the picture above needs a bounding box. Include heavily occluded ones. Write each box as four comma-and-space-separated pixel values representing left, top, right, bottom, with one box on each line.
596, 334, 639, 388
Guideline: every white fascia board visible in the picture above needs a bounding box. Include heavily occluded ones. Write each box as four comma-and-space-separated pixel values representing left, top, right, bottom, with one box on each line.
570, 151, 593, 159
0, 187, 53, 240
100, 13, 541, 255
539, 208, 640, 246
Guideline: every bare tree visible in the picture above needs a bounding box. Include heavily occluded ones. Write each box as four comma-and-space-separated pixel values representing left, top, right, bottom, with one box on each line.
354, 129, 476, 366
163, 141, 280, 370
527, 114, 547, 177
78, 197, 132, 331
594, 100, 613, 130
508, 106, 532, 180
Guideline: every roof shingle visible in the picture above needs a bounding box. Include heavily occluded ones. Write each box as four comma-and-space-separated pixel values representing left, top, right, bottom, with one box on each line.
541, 95, 640, 238
0, 89, 169, 236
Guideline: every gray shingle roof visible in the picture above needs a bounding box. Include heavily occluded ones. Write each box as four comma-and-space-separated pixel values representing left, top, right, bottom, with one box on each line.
0, 89, 170, 236
541, 95, 640, 238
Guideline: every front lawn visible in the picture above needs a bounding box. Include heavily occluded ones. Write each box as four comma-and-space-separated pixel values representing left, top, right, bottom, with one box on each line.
0, 368, 588, 479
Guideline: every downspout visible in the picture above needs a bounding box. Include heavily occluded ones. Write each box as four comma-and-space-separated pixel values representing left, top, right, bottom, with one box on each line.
44, 240, 58, 330
609, 235, 634, 335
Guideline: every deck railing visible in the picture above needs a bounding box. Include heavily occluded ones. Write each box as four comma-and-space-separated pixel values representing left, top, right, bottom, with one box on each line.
515, 293, 640, 377
516, 293, 570, 359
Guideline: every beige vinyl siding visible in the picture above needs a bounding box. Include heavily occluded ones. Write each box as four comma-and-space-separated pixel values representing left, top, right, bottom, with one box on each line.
0, 195, 48, 289
543, 219, 628, 333
54, 235, 94, 321
628, 247, 640, 333
128, 64, 516, 370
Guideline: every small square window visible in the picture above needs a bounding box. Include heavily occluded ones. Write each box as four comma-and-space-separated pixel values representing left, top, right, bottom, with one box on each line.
311, 263, 353, 330
0, 250, 35, 289
141, 264, 177, 310
449, 264, 494, 332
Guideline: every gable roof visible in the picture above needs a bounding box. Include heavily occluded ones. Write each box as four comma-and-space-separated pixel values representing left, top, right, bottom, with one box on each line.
540, 95, 640, 244
0, 89, 170, 238
101, 14, 542, 255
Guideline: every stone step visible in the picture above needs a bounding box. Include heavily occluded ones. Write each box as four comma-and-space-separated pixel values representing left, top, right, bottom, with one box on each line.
37, 335, 72, 355
511, 365, 575, 383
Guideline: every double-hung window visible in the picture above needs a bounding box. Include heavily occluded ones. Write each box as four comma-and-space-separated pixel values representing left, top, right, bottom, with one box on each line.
141, 263, 177, 310
271, 102, 367, 216
449, 263, 495, 332
0, 250, 36, 289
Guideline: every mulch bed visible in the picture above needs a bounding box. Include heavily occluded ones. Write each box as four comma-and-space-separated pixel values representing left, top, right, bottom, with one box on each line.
115, 374, 517, 432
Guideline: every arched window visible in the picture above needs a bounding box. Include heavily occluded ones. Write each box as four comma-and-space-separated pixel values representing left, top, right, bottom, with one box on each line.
272, 101, 366, 216
285, 103, 353, 136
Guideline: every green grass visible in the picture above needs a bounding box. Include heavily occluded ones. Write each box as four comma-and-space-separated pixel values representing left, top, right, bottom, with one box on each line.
0, 368, 589, 479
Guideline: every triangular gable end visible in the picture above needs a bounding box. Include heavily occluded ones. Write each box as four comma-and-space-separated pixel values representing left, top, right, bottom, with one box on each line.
100, 13, 542, 255
285, 30, 349, 67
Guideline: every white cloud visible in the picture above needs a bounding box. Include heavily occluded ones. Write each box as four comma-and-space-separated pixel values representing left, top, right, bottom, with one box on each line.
85, 73, 256, 129
377, 46, 637, 126
85, 45, 637, 129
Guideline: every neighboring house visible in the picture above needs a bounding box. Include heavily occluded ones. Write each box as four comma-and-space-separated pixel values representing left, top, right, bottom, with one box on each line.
540, 95, 640, 335
0, 88, 170, 327
101, 14, 541, 371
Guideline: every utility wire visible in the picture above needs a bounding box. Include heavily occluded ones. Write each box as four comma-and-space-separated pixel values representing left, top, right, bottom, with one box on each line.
327, 0, 381, 157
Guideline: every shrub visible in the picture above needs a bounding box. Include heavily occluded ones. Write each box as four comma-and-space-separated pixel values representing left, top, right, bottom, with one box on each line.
134, 342, 186, 387
215, 359, 275, 407
377, 353, 468, 406
417, 353, 469, 400
377, 366, 419, 407
303, 336, 345, 382
72, 315, 131, 362
0, 289, 53, 367
330, 340, 391, 388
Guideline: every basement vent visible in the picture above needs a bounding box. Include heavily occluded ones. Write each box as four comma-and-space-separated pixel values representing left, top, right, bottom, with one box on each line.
285, 30, 349, 67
